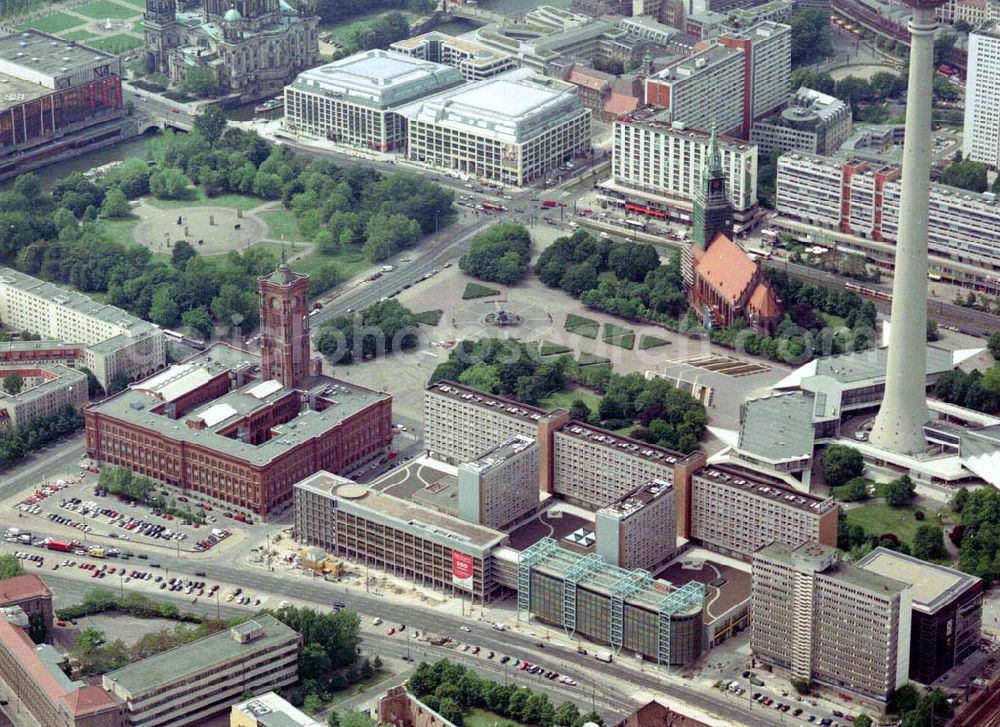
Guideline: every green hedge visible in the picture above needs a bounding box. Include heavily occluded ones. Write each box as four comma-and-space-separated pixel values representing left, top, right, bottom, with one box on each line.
462, 283, 500, 300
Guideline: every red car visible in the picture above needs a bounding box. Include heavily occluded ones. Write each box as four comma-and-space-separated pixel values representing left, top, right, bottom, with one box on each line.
387, 627, 396, 635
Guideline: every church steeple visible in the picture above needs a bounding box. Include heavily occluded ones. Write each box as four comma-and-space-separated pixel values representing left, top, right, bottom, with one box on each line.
691, 124, 734, 251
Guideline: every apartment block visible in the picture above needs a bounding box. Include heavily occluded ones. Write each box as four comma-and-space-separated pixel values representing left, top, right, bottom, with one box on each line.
103, 616, 301, 727
595, 479, 676, 570
645, 43, 746, 135
599, 113, 759, 225
0, 613, 123, 727
678, 463, 838, 560
552, 423, 682, 508
283, 50, 464, 150
0, 364, 88, 429
0, 575, 53, 641
0, 268, 165, 391
964, 23, 1000, 168
294, 471, 508, 604
750, 86, 852, 157
775, 152, 1000, 288
719, 21, 792, 138
389, 32, 517, 81
457, 435, 540, 529
752, 542, 911, 706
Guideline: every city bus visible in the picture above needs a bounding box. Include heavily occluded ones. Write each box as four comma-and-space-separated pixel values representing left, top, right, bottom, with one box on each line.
481, 200, 506, 213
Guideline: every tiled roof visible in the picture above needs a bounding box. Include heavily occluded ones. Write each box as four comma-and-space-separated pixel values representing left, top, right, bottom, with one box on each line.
0, 574, 51, 603
605, 92, 639, 116
694, 234, 758, 305
62, 686, 120, 717
748, 281, 781, 319
567, 65, 614, 91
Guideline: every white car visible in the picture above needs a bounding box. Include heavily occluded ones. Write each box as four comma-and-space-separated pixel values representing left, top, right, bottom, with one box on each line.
372, 617, 382, 626
460, 626, 471, 633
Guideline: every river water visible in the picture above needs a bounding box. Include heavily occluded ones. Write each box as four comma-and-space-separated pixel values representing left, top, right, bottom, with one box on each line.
10, 133, 154, 190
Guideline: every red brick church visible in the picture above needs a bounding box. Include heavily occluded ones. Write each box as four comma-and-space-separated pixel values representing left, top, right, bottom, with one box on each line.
683, 126, 782, 335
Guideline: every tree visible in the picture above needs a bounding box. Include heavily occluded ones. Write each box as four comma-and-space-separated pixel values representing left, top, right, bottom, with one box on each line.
458, 363, 500, 394
179, 66, 220, 98
459, 224, 532, 284
790, 9, 833, 65
171, 239, 196, 270
890, 683, 921, 715
912, 523, 945, 561
568, 399, 592, 423
0, 554, 25, 580
987, 331, 1000, 360
100, 187, 131, 219
940, 158, 989, 193
194, 105, 227, 147
363, 213, 421, 262
2, 374, 24, 396
336, 711, 376, 727
436, 698, 464, 727
149, 168, 191, 199
554, 701, 581, 727
148, 285, 180, 327
951, 487, 969, 512
884, 474, 916, 507
302, 693, 323, 715
821, 444, 864, 487
181, 307, 213, 340
954, 19, 972, 33
840, 477, 870, 502
791, 677, 811, 694
853, 715, 872, 727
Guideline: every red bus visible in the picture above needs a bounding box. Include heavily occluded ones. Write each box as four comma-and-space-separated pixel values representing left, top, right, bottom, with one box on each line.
542, 200, 557, 208
481, 201, 506, 212
47, 539, 74, 552
624, 202, 667, 219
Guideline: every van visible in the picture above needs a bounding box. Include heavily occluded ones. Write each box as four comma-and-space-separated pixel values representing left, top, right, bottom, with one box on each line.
194, 570, 206, 577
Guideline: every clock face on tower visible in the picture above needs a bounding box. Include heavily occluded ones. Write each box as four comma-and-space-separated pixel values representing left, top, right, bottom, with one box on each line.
272, 298, 281, 310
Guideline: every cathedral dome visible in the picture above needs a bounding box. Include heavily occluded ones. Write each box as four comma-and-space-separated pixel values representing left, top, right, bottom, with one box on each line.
223, 7, 242, 23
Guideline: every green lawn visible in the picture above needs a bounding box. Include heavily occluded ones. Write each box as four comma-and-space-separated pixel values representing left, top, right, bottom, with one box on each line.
564, 313, 599, 339
577, 352, 611, 366
325, 669, 394, 707
322, 10, 418, 48
638, 334, 671, 350
119, 0, 148, 7
539, 340, 572, 356
87, 33, 144, 54
131, 19, 144, 32
146, 189, 264, 211
463, 282, 500, 300
259, 209, 306, 242
97, 215, 141, 248
59, 29, 98, 41
464, 708, 525, 727
19, 12, 85, 33
844, 503, 940, 547
415, 309, 443, 326
77, 0, 140, 20
817, 311, 848, 329
538, 388, 602, 417
602, 322, 635, 349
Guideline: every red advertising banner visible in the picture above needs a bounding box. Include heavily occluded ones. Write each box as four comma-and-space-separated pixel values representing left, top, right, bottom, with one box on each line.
452, 550, 474, 590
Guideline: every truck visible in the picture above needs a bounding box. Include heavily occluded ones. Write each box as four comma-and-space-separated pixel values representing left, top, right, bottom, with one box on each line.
88, 546, 105, 559
594, 650, 613, 663
46, 539, 74, 553
381, 265, 395, 273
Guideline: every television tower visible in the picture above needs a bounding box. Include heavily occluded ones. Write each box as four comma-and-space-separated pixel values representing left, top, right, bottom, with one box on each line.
869, 0, 944, 454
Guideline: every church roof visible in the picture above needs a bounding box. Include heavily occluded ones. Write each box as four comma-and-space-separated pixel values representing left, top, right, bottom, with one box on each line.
694, 234, 758, 305
748, 281, 782, 319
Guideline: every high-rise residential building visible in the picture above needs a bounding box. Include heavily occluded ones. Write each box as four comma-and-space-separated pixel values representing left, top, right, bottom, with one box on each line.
293, 471, 508, 604
0, 613, 123, 727
599, 114, 759, 227
400, 68, 591, 187
775, 151, 1000, 293
676, 462, 838, 559
719, 21, 792, 138
283, 50, 465, 151
103, 616, 300, 727
857, 548, 983, 684
457, 436, 540, 530
389, 32, 518, 81
964, 23, 1000, 168
752, 542, 912, 706
0, 268, 165, 392
595, 479, 676, 570
645, 43, 746, 135
750, 86, 853, 157
0, 364, 88, 430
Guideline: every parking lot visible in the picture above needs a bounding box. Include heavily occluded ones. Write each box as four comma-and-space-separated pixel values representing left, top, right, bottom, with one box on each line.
8, 462, 269, 555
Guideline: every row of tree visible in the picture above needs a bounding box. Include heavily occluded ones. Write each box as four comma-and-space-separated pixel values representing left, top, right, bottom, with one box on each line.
933, 367, 1000, 416
0, 405, 83, 470
96, 466, 208, 525
314, 299, 419, 364
408, 659, 604, 727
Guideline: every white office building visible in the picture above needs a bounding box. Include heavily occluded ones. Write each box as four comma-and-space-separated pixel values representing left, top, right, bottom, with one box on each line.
964, 23, 1000, 168
399, 68, 591, 186
283, 49, 464, 150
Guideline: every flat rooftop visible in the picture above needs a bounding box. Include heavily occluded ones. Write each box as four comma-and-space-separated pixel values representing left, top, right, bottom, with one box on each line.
556, 421, 684, 467
391, 31, 512, 65
104, 615, 297, 695
758, 542, 910, 596
289, 49, 464, 109
598, 479, 672, 521
615, 110, 756, 151
0, 30, 114, 82
427, 380, 550, 425
397, 68, 587, 144
88, 343, 388, 467
856, 548, 981, 614
773, 344, 958, 390
656, 558, 751, 626
695, 463, 836, 515
0, 363, 86, 406
295, 471, 507, 552
0, 267, 155, 336
737, 391, 818, 462
233, 691, 322, 727
460, 435, 536, 475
